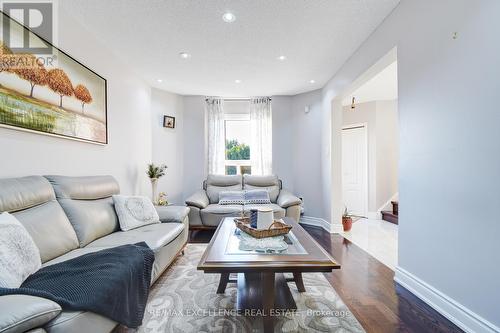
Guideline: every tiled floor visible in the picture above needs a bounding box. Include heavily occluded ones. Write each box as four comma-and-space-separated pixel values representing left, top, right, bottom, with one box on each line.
342, 218, 398, 270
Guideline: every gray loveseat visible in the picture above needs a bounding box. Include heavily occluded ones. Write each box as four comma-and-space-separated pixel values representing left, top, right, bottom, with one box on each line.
0, 175, 189, 333
186, 174, 301, 228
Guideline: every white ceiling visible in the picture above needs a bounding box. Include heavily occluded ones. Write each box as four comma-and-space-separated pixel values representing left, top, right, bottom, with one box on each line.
60, 0, 400, 97
342, 61, 398, 105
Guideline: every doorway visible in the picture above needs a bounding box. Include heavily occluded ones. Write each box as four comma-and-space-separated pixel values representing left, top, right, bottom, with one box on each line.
342, 124, 368, 217
335, 48, 399, 270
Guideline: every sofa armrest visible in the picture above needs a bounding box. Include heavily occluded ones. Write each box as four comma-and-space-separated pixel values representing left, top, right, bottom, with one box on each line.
277, 190, 302, 208
156, 205, 190, 223
0, 295, 61, 333
185, 190, 209, 209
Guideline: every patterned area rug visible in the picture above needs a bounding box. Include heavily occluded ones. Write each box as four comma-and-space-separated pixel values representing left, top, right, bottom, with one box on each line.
118, 244, 365, 333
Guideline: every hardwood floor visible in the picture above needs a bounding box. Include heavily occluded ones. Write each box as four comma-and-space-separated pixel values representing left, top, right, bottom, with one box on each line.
189, 226, 463, 333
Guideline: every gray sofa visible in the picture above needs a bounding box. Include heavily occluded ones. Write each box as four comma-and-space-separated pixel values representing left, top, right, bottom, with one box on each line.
186, 174, 301, 228
0, 175, 189, 333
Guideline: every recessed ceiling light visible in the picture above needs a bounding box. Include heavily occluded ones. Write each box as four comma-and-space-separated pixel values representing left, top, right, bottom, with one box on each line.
179, 52, 191, 59
309, 79, 315, 84
157, 79, 163, 83
235, 79, 241, 84
222, 12, 236, 23
277, 55, 286, 61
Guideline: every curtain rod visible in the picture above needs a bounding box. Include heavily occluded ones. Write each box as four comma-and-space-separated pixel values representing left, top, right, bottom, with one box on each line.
204, 97, 272, 101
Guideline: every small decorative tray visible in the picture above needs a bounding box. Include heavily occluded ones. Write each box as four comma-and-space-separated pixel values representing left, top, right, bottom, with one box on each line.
234, 217, 292, 239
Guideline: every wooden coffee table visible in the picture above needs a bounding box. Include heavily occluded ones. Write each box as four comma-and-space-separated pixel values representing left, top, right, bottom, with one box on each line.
198, 217, 340, 332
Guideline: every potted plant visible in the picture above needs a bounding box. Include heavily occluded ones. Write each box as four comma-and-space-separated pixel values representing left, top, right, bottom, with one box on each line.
342, 206, 365, 232
146, 163, 167, 204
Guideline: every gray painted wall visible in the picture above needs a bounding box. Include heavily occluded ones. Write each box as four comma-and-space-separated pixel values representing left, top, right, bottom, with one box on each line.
181, 96, 207, 199
290, 90, 324, 217
321, 0, 500, 328
176, 95, 297, 200
151, 89, 184, 204
0, 6, 153, 196
271, 96, 294, 191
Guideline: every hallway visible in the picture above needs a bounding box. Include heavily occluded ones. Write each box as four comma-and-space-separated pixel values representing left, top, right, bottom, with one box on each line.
342, 218, 398, 270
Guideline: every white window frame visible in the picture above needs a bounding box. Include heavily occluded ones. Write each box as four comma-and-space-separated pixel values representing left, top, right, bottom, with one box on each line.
224, 113, 251, 175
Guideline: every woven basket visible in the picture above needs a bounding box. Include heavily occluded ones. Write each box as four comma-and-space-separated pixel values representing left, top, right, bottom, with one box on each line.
234, 217, 292, 239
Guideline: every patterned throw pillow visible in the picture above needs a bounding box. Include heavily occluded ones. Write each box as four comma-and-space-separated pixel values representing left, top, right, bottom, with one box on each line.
0, 212, 41, 288
244, 190, 271, 204
218, 191, 245, 205
112, 195, 160, 231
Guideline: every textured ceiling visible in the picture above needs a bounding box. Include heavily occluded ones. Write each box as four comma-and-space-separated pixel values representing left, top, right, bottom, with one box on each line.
60, 0, 400, 96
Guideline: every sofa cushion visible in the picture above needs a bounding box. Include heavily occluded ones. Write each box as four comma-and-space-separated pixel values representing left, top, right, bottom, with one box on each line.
0, 212, 41, 288
243, 203, 285, 219
0, 295, 61, 333
85, 223, 185, 252
200, 204, 242, 227
55, 198, 119, 248
202, 204, 242, 215
243, 175, 281, 203
45, 176, 120, 247
151, 220, 188, 282
0, 176, 80, 263
45, 175, 120, 200
205, 174, 242, 204
42, 247, 109, 267
44, 310, 116, 333
12, 202, 80, 263
0, 176, 55, 213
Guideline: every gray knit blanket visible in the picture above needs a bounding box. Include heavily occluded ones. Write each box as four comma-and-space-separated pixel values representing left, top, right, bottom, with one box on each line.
0, 242, 155, 328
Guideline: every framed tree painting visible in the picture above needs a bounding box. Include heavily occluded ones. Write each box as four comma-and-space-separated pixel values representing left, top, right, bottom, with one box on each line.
0, 11, 107, 144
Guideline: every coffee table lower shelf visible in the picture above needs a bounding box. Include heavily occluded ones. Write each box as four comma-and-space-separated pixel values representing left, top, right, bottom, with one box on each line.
218, 272, 306, 311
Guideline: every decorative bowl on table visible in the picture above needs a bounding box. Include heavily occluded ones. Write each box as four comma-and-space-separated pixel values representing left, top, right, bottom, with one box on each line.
234, 217, 292, 239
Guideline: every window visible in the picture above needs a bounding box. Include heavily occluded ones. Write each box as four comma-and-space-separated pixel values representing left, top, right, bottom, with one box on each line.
224, 113, 251, 175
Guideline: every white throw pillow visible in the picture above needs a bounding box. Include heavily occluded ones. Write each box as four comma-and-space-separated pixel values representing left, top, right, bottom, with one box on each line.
112, 195, 160, 231
0, 212, 41, 288
219, 190, 245, 205
244, 190, 271, 204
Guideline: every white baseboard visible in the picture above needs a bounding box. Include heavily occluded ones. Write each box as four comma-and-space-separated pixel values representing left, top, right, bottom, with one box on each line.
395, 266, 499, 333
300, 216, 341, 233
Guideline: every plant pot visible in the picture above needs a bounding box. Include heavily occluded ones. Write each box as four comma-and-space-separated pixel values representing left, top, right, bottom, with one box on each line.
342, 216, 353, 232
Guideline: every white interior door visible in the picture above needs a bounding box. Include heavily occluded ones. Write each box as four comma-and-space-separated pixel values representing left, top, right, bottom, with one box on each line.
342, 125, 368, 216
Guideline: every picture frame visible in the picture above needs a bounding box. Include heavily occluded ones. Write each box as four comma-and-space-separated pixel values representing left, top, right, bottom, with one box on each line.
0, 11, 108, 144
163, 115, 175, 129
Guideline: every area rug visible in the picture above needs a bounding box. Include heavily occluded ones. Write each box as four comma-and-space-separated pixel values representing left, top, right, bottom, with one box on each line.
118, 244, 365, 333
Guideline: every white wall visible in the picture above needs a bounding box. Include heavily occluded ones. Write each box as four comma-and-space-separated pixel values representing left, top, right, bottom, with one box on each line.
0, 6, 152, 195
151, 88, 184, 204
321, 0, 500, 331
375, 100, 398, 209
